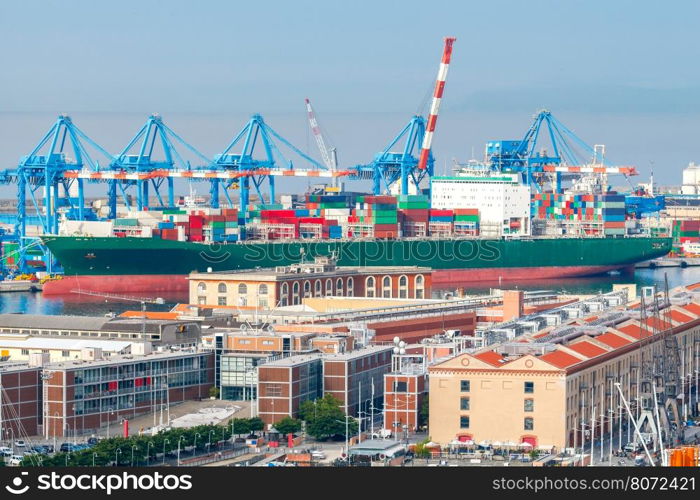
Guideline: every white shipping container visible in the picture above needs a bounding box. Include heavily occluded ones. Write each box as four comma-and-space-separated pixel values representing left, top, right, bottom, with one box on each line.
60, 220, 114, 237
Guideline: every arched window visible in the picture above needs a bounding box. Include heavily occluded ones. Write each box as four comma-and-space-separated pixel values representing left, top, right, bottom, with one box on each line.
382, 276, 392, 298
347, 277, 354, 297
314, 280, 322, 297
414, 274, 424, 299
238, 283, 247, 295
280, 282, 289, 307
365, 276, 375, 298
293, 281, 300, 305
325, 279, 333, 296
336, 278, 344, 297
259, 284, 268, 295
303, 280, 311, 298
218, 283, 227, 294
398, 275, 408, 299
197, 282, 206, 294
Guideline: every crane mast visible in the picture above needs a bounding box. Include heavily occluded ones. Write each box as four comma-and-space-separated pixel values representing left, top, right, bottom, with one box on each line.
305, 98, 338, 187
417, 36, 456, 171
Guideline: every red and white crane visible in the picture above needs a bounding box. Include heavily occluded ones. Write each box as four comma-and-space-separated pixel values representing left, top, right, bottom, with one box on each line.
417, 36, 456, 171
305, 98, 339, 185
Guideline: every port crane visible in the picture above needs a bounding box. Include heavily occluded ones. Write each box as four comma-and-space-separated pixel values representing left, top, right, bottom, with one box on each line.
484, 110, 637, 192
350, 37, 456, 195
305, 98, 339, 187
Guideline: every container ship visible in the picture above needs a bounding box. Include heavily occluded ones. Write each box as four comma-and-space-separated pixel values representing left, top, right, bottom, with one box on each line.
39, 183, 672, 295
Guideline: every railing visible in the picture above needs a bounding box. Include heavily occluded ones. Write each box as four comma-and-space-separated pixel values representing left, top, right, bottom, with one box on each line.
174, 446, 250, 467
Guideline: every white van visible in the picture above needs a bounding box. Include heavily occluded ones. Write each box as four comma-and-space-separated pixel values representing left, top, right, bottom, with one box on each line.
9, 454, 24, 466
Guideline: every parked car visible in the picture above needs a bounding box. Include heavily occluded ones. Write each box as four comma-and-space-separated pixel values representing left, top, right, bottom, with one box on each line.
59, 443, 73, 453
0, 446, 12, 457
41, 444, 54, 454
9, 454, 24, 466
87, 437, 99, 446
22, 449, 38, 456
311, 451, 326, 460
14, 440, 26, 448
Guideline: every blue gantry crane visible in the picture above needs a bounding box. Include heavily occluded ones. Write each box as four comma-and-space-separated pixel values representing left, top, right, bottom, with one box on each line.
212, 114, 327, 213
484, 110, 637, 192
0, 115, 114, 272
349, 115, 432, 195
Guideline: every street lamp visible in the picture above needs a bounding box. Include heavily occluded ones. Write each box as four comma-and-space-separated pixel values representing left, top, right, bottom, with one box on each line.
106, 410, 115, 438
52, 411, 60, 453
92, 452, 98, 467
207, 430, 215, 454
230, 420, 235, 445
131, 445, 138, 467
162, 438, 170, 465
334, 416, 352, 459
146, 442, 154, 464
177, 436, 185, 466
193, 433, 201, 456
114, 448, 122, 466
65, 452, 70, 467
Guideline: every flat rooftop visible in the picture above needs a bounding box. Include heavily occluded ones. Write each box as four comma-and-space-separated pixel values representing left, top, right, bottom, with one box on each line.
260, 353, 324, 367
43, 347, 209, 370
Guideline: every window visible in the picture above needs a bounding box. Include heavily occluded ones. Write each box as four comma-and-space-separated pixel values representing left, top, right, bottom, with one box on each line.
414, 274, 424, 299
347, 277, 354, 297
217, 283, 227, 294
280, 283, 289, 306
382, 276, 392, 298
524, 382, 534, 394
393, 381, 407, 392
336, 278, 344, 296
460, 416, 470, 429
314, 280, 322, 297
524, 399, 534, 412
259, 284, 268, 295
325, 279, 333, 296
365, 276, 375, 298
524, 417, 534, 430
218, 296, 227, 306
62, 350, 70, 357
197, 282, 206, 294
460, 397, 470, 411
303, 280, 311, 298
21, 349, 29, 355
398, 275, 408, 298
238, 283, 247, 295
460, 380, 470, 392
293, 281, 300, 305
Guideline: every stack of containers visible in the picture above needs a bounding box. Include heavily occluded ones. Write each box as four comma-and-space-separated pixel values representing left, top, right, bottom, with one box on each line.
397, 194, 430, 237
1, 241, 18, 268
601, 194, 626, 236
453, 209, 480, 236
360, 195, 399, 238
677, 220, 700, 248
428, 209, 453, 237
531, 192, 628, 236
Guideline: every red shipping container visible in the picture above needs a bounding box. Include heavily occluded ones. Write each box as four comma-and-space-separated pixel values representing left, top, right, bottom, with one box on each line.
261, 210, 296, 218
373, 223, 399, 231
299, 217, 325, 224
603, 221, 626, 228
221, 208, 239, 217
190, 235, 204, 242
364, 195, 396, 204
454, 208, 479, 216
209, 215, 226, 222
429, 209, 454, 217
189, 215, 204, 228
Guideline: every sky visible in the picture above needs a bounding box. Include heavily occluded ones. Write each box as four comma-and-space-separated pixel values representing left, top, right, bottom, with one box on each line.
1, 0, 699, 197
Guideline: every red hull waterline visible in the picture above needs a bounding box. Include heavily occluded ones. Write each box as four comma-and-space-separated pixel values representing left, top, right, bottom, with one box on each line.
42, 265, 632, 296
431, 264, 634, 284
42, 275, 190, 295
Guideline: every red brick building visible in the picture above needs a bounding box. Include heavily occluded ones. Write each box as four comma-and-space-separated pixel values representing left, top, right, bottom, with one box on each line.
0, 363, 41, 439
43, 349, 214, 437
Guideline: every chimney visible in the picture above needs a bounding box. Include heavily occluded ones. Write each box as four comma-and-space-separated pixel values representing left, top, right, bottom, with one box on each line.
81, 347, 103, 361
502, 290, 524, 322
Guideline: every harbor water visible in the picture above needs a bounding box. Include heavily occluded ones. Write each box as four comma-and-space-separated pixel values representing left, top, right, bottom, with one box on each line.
0, 267, 698, 316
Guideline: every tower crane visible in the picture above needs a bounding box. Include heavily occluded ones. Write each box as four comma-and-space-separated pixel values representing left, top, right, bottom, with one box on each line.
305, 98, 339, 187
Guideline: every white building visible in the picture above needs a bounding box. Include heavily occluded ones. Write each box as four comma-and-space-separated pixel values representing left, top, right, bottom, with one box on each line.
430, 172, 531, 236
682, 162, 700, 195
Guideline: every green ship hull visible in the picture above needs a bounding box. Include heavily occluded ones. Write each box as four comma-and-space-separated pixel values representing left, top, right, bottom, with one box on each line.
40, 235, 672, 295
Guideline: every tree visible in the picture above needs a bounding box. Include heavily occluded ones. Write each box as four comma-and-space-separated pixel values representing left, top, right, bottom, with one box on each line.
414, 437, 432, 459
230, 418, 251, 436
418, 394, 429, 429
302, 394, 358, 441
274, 416, 302, 435
209, 386, 220, 399
249, 417, 265, 433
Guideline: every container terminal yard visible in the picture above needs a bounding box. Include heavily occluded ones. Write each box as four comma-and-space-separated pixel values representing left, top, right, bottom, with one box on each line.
2, 5, 700, 475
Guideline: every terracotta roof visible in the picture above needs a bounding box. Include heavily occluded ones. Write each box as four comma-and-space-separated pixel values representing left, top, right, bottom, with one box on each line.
596, 332, 632, 349
682, 302, 700, 316
583, 316, 599, 323
566, 340, 608, 358
616, 324, 650, 340
473, 351, 504, 367
539, 350, 581, 369
687, 283, 700, 291
644, 316, 673, 331
119, 311, 179, 320
670, 309, 694, 323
